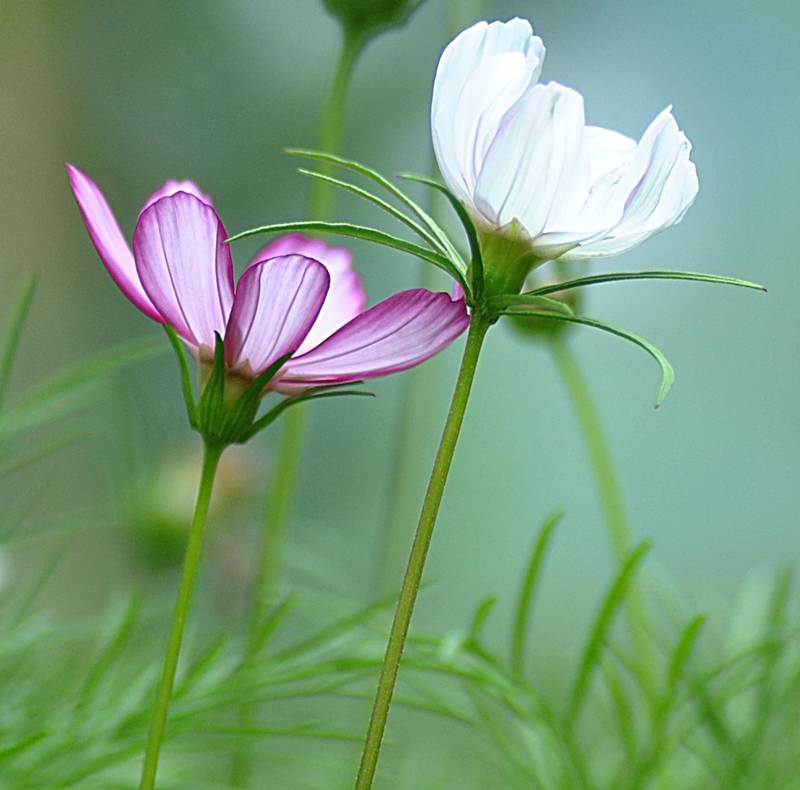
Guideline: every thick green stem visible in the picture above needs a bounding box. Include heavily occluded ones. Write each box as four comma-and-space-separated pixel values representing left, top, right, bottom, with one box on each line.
551, 338, 656, 686
355, 315, 490, 789
138, 441, 223, 790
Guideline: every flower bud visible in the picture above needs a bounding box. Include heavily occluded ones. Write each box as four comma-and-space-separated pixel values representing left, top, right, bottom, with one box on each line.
322, 0, 423, 41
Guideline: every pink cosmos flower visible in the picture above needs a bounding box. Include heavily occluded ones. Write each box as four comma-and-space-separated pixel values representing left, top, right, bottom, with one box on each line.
66, 165, 469, 392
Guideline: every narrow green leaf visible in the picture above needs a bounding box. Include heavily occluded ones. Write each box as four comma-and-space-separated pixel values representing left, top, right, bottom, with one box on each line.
164, 325, 197, 425
78, 595, 140, 708
667, 614, 706, 692
286, 148, 466, 274
500, 309, 675, 407
565, 541, 651, 727
228, 220, 467, 290
526, 270, 766, 297
488, 293, 575, 317
297, 168, 446, 254
399, 173, 484, 298
511, 510, 564, 675
469, 596, 498, 644
242, 387, 374, 442
0, 431, 91, 478
0, 336, 164, 442
0, 275, 37, 410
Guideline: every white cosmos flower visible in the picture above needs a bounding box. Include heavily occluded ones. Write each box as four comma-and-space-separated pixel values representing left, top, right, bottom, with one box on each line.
431, 18, 699, 262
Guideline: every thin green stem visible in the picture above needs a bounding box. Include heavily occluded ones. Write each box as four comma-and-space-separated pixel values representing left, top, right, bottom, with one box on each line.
138, 441, 223, 790
372, 0, 486, 596
551, 338, 656, 689
230, 31, 365, 789
249, 29, 364, 628
355, 315, 490, 789
310, 30, 363, 220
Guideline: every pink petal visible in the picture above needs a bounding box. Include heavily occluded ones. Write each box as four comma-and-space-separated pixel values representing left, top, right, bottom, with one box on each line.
224, 255, 330, 377
66, 163, 162, 322
248, 233, 366, 354
139, 179, 215, 217
275, 289, 470, 391
133, 193, 235, 349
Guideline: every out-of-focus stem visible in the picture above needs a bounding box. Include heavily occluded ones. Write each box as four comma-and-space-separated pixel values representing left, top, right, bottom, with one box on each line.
371, 0, 486, 596
250, 29, 364, 629
551, 338, 656, 686
355, 315, 490, 789
231, 29, 365, 790
139, 442, 222, 790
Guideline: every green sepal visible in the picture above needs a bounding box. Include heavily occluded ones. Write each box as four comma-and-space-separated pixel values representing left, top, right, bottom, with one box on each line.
218, 352, 295, 442
500, 308, 675, 407
163, 325, 197, 428
487, 293, 576, 318
398, 173, 484, 302
197, 333, 226, 440
240, 385, 374, 444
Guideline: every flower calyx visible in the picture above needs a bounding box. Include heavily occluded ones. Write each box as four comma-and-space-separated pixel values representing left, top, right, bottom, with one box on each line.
165, 328, 373, 449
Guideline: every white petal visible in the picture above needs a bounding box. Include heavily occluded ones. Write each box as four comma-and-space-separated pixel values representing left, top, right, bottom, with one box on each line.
566, 108, 699, 259
432, 18, 545, 209
474, 82, 591, 239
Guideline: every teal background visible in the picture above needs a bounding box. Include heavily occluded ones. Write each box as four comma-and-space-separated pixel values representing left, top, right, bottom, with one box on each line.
0, 0, 798, 781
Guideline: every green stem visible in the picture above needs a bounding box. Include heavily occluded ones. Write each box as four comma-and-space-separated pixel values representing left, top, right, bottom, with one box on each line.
229, 30, 365, 790
249, 29, 364, 627
355, 315, 490, 789
372, 0, 486, 596
310, 30, 363, 220
138, 441, 223, 790
551, 338, 656, 687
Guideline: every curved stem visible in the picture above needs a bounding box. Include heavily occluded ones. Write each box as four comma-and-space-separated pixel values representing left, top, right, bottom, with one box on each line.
249, 30, 364, 625
138, 441, 223, 790
551, 338, 656, 688
355, 315, 490, 789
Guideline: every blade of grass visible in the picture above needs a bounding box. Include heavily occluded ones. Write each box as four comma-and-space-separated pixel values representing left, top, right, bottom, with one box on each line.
511, 510, 563, 675
565, 541, 651, 727
0, 275, 37, 409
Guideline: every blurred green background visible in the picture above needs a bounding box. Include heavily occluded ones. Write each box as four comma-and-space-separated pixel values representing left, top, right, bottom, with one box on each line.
1, 0, 798, 784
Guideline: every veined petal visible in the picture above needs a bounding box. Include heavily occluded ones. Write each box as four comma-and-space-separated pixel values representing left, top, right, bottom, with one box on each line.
66, 163, 162, 322
275, 289, 470, 390
585, 126, 637, 183
565, 108, 699, 259
247, 233, 366, 354
139, 179, 215, 217
475, 82, 591, 238
133, 193, 235, 348
432, 18, 545, 207
224, 255, 330, 377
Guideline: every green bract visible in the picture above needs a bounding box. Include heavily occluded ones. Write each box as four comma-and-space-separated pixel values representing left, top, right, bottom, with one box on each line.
165, 328, 371, 448
230, 151, 766, 408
